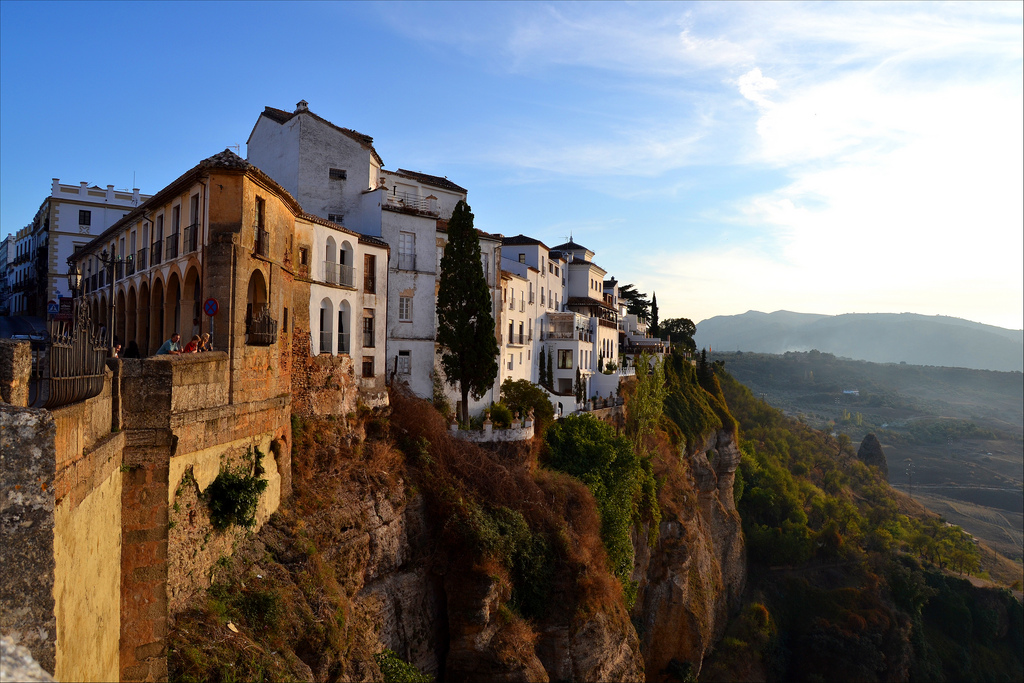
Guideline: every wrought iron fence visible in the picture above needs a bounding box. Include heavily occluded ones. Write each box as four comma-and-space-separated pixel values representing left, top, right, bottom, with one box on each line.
246, 306, 278, 346
165, 232, 180, 260
183, 223, 199, 253
319, 330, 332, 354
29, 302, 108, 410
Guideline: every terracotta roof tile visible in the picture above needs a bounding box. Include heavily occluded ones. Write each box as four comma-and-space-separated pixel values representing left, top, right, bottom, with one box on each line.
394, 168, 467, 193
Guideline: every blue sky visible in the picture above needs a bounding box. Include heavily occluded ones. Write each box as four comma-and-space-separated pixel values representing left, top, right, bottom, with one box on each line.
2, 1, 1021, 328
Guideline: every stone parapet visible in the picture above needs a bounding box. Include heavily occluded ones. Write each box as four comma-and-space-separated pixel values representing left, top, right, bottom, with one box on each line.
0, 339, 31, 407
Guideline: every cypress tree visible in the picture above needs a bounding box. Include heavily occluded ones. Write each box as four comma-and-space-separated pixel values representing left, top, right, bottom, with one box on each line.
436, 201, 500, 424
650, 292, 659, 337
547, 348, 555, 389
538, 345, 547, 388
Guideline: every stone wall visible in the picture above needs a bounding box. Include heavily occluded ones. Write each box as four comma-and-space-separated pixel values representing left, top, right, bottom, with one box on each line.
0, 407, 57, 674
116, 352, 290, 681
0, 339, 31, 406
1, 367, 124, 681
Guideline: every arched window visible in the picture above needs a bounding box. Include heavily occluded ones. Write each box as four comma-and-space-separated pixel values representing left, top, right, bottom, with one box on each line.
338, 300, 351, 354
325, 236, 338, 284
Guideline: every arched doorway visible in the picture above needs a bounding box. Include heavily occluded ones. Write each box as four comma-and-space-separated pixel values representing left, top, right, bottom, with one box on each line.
165, 272, 181, 339
319, 297, 333, 354
183, 265, 202, 338
138, 281, 151, 355
338, 300, 351, 354
126, 286, 138, 349
115, 288, 127, 348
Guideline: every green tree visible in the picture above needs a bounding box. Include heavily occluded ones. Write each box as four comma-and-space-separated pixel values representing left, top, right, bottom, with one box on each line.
538, 346, 547, 388
500, 378, 555, 433
618, 283, 650, 322
546, 348, 555, 389
575, 366, 585, 403
661, 317, 696, 351
650, 292, 660, 337
626, 352, 667, 455
436, 201, 499, 424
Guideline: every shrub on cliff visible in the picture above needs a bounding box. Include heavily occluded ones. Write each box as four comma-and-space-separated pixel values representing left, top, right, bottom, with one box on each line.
206, 447, 269, 531
544, 414, 658, 602
499, 378, 555, 433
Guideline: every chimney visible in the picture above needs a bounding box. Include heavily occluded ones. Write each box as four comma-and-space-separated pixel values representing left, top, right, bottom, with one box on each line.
295, 100, 309, 113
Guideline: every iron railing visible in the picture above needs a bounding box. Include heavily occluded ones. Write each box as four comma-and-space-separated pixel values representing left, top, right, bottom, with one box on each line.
165, 233, 180, 260
383, 191, 438, 215
136, 247, 147, 270
151, 241, 162, 265
323, 261, 355, 287
254, 228, 270, 257
337, 332, 350, 355
319, 330, 332, 354
398, 253, 416, 271
183, 223, 199, 253
246, 306, 278, 346
29, 302, 108, 410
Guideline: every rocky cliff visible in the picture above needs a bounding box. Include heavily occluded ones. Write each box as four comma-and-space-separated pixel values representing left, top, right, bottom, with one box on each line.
168, 384, 745, 682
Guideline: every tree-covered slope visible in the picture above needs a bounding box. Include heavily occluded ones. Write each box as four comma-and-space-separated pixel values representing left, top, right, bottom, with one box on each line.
699, 368, 1024, 683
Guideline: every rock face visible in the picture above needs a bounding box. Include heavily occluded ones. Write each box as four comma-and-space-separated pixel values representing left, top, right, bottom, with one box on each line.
632, 429, 746, 682
857, 433, 888, 477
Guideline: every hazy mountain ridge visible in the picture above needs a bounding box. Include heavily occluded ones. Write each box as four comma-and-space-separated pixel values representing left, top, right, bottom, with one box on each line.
695, 311, 1024, 372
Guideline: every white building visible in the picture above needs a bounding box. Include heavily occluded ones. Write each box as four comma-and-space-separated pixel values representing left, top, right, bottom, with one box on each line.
0, 234, 12, 316
247, 100, 503, 407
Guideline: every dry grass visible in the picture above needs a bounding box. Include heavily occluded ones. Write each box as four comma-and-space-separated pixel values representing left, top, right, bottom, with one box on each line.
389, 387, 626, 619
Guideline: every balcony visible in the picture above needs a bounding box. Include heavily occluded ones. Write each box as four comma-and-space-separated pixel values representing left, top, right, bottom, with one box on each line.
383, 191, 439, 217
397, 253, 416, 271
151, 241, 162, 265
254, 228, 270, 257
319, 330, 332, 354
323, 261, 355, 287
114, 262, 124, 281
136, 247, 147, 270
246, 306, 278, 346
598, 318, 617, 329
337, 332, 350, 355
126, 259, 135, 276
165, 232, 180, 260
183, 223, 199, 253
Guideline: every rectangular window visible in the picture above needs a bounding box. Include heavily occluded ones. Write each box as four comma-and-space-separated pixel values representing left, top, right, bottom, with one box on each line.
299, 247, 308, 265
508, 321, 514, 343
328, 213, 344, 224
558, 349, 573, 369
397, 350, 411, 375
507, 354, 514, 371
363, 309, 375, 348
329, 168, 347, 180
541, 287, 545, 305
364, 254, 376, 293
190, 194, 200, 225
79, 210, 91, 226
172, 205, 181, 232
481, 254, 489, 284
399, 296, 412, 322
283, 308, 289, 334
398, 232, 415, 270
518, 253, 525, 263
362, 357, 375, 378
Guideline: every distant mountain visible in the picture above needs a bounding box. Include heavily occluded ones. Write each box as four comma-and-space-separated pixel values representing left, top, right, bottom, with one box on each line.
695, 311, 1024, 372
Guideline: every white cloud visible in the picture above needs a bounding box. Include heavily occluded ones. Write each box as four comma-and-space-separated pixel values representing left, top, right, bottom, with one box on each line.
736, 68, 777, 108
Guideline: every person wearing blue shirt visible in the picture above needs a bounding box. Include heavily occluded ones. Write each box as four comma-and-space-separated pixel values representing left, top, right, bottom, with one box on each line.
156, 333, 182, 356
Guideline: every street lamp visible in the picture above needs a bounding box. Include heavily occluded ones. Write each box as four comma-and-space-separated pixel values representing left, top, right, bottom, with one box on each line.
94, 248, 132, 351
66, 259, 81, 298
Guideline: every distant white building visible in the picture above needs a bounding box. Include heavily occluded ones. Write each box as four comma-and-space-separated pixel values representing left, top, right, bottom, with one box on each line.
3, 180, 148, 317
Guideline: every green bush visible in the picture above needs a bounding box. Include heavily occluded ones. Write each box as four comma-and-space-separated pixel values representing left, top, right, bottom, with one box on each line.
489, 402, 513, 429
544, 414, 659, 603
206, 447, 269, 531
500, 378, 555, 432
374, 649, 433, 683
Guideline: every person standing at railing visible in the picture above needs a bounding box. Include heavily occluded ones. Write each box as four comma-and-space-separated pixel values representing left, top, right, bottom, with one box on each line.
182, 335, 201, 353
199, 333, 212, 352
156, 333, 181, 356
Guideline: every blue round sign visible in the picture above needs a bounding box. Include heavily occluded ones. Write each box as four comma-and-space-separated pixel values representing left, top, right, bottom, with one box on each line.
203, 298, 219, 317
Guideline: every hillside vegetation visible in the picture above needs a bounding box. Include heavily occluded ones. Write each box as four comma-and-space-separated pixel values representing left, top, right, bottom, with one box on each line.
714, 350, 1024, 565
700, 365, 1024, 683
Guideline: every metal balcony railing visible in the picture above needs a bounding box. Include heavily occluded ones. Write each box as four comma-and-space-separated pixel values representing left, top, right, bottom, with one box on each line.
151, 241, 162, 265
246, 306, 278, 346
254, 228, 270, 257
136, 247, 147, 270
183, 223, 199, 253
397, 253, 416, 271
323, 261, 355, 287
319, 330, 332, 354
126, 259, 135, 276
165, 232, 180, 260
383, 191, 438, 215
337, 332, 350, 355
